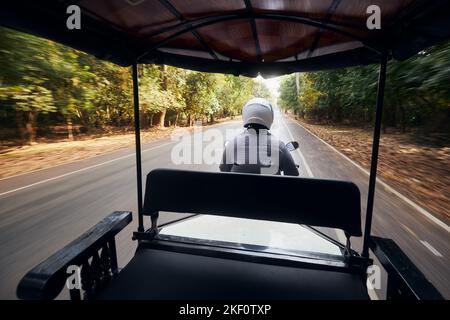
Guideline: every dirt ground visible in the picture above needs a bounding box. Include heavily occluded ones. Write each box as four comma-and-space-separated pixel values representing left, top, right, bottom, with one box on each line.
0, 118, 235, 179
294, 117, 450, 223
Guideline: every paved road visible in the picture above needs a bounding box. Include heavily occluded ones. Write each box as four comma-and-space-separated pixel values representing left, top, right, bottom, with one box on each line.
0, 109, 448, 299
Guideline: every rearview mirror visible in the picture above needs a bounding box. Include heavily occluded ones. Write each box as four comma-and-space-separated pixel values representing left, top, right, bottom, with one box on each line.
286, 141, 299, 152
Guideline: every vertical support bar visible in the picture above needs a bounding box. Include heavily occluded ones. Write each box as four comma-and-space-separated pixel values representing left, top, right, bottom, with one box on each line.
108, 238, 119, 275
69, 288, 81, 300
362, 52, 388, 258
132, 63, 144, 232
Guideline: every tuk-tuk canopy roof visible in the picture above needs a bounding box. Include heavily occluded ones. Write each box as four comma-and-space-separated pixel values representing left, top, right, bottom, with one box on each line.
1, 0, 449, 76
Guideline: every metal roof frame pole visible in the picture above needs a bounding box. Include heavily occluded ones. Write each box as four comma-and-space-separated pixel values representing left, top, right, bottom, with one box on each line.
362, 52, 388, 257
132, 62, 144, 232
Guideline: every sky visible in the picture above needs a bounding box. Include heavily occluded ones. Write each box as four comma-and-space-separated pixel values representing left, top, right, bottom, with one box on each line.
257, 75, 280, 98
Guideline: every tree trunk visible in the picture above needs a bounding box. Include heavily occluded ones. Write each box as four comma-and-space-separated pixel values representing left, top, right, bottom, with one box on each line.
15, 110, 26, 144
66, 115, 74, 141
399, 105, 406, 133
106, 105, 110, 124
155, 109, 166, 128
25, 111, 37, 145
158, 64, 168, 128
174, 113, 179, 127
382, 121, 387, 134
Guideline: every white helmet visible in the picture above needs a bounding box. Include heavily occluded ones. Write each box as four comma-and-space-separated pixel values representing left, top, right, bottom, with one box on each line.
242, 98, 274, 129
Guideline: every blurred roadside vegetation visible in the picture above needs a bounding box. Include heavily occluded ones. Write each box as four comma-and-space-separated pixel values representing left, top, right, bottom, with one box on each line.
0, 27, 270, 146
278, 42, 450, 136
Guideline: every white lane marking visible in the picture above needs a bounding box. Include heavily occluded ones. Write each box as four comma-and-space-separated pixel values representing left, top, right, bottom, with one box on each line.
284, 115, 422, 301
0, 161, 80, 181
0, 121, 242, 196
0, 142, 175, 197
280, 115, 314, 178
401, 223, 419, 240
289, 118, 450, 234
280, 114, 348, 244
420, 241, 444, 257
0, 120, 241, 182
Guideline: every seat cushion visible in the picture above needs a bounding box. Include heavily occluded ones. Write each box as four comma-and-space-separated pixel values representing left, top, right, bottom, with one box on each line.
97, 247, 369, 300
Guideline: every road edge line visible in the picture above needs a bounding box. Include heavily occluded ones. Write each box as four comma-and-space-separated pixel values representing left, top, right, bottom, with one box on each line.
0, 119, 241, 182
280, 113, 348, 244
0, 142, 174, 197
280, 115, 314, 178
420, 240, 444, 257
288, 117, 450, 233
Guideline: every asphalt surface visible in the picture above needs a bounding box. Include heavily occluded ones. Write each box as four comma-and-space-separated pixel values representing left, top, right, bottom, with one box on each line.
0, 109, 448, 299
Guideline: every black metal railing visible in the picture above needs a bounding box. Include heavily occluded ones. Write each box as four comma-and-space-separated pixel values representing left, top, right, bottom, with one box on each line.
16, 211, 132, 300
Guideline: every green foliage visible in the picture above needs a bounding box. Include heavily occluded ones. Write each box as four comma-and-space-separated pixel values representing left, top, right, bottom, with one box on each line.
280, 41, 450, 132
278, 74, 299, 111
216, 75, 256, 118
252, 80, 272, 101
298, 74, 323, 115
183, 71, 218, 121
0, 84, 55, 113
0, 27, 271, 143
140, 65, 185, 115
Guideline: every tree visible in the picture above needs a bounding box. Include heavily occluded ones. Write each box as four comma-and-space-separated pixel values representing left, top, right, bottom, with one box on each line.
90, 61, 132, 128
252, 80, 272, 100
183, 71, 218, 125
216, 75, 256, 119
0, 28, 58, 143
298, 74, 324, 119
277, 40, 450, 132
46, 46, 97, 137
0, 83, 55, 144
278, 74, 299, 113
139, 65, 185, 127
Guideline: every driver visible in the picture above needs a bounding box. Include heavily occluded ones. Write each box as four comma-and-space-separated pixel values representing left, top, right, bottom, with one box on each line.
220, 98, 299, 176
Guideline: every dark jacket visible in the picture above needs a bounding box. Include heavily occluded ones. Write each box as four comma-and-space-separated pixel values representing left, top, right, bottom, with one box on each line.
219, 127, 299, 176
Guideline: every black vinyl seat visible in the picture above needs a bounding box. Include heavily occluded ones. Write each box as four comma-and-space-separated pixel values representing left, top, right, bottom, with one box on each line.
97, 247, 369, 300
143, 169, 363, 237
98, 169, 368, 300
97, 169, 368, 300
